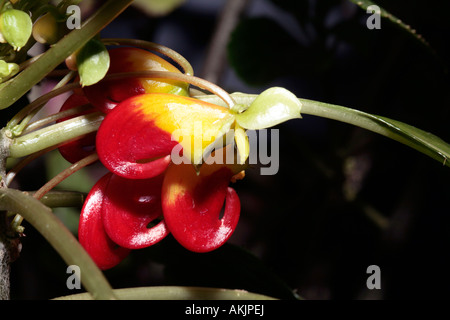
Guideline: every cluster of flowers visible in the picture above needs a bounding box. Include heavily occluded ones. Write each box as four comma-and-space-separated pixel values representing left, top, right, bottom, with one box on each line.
59, 47, 248, 270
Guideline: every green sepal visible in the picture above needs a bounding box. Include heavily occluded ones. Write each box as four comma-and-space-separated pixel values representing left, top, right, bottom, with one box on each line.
77, 38, 110, 87
235, 87, 302, 130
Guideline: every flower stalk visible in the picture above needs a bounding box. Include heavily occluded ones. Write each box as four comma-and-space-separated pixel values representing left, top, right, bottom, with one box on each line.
8, 112, 103, 158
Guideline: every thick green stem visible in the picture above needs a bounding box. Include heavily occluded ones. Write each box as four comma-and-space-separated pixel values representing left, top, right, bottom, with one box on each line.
9, 112, 103, 158
0, 0, 134, 110
0, 188, 116, 300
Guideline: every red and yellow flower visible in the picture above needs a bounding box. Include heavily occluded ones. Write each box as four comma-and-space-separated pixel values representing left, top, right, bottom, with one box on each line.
68, 44, 301, 270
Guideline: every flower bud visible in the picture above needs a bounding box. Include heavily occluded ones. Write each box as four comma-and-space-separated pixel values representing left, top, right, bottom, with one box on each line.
32, 12, 60, 45
0, 9, 32, 50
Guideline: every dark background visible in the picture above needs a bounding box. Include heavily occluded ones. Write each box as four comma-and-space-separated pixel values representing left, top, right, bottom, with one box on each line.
9, 0, 450, 300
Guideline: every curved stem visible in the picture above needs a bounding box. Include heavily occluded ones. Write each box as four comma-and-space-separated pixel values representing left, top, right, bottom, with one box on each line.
0, 188, 117, 300
11, 71, 77, 134
102, 38, 194, 76
22, 103, 95, 134
33, 153, 98, 200
103, 71, 236, 109
11, 153, 98, 231
5, 146, 57, 186
7, 82, 80, 131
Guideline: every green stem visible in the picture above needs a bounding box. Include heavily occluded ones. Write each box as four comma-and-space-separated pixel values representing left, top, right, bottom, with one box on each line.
37, 190, 87, 208
21, 103, 94, 134
196, 93, 450, 168
9, 112, 103, 158
7, 82, 79, 132
33, 153, 98, 200
0, 0, 134, 110
0, 188, 116, 300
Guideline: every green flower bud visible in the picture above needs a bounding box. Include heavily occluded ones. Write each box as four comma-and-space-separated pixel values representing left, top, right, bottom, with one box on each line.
77, 38, 110, 87
32, 12, 60, 45
0, 9, 33, 51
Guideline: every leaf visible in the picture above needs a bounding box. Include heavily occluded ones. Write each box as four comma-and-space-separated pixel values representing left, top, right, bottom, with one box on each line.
77, 38, 110, 87
235, 87, 302, 130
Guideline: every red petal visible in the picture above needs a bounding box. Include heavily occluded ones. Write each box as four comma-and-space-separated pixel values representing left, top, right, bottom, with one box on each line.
101, 173, 169, 249
96, 93, 234, 180
162, 163, 241, 252
96, 95, 177, 179
57, 93, 97, 164
78, 173, 131, 270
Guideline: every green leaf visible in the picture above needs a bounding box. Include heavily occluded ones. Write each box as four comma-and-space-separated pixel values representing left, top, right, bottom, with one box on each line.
0, 9, 32, 50
235, 87, 302, 130
77, 38, 110, 87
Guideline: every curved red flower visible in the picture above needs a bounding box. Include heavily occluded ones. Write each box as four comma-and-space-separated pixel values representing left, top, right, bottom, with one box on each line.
82, 47, 189, 113
162, 160, 242, 252
79, 156, 243, 269
95, 93, 235, 179
78, 173, 131, 270
78, 90, 248, 269
101, 172, 169, 249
